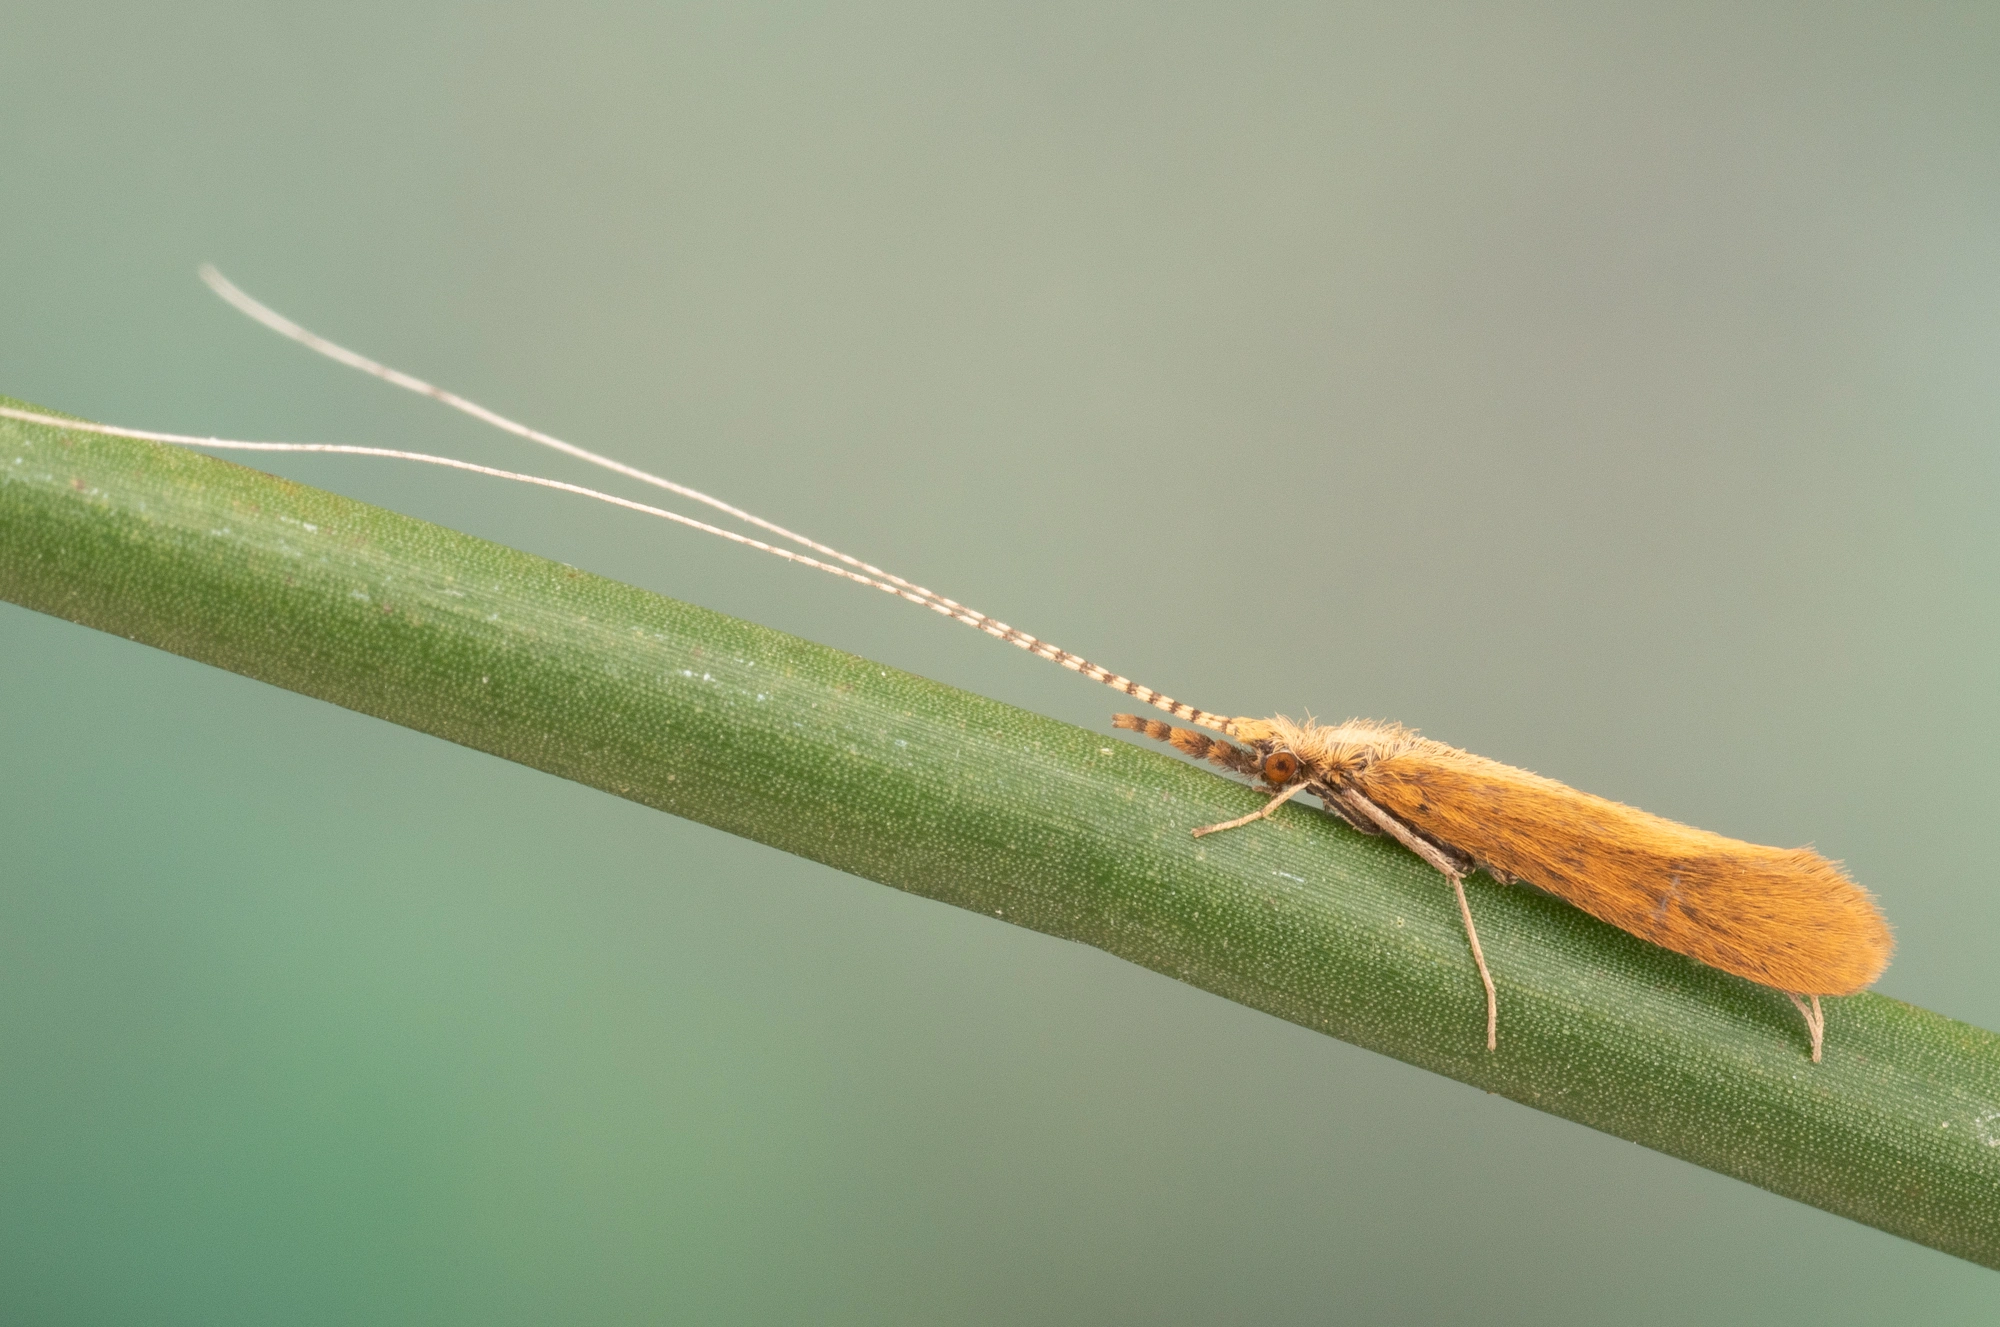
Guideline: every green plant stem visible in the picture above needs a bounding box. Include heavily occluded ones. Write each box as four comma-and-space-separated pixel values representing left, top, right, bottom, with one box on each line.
5, 401, 1998, 1267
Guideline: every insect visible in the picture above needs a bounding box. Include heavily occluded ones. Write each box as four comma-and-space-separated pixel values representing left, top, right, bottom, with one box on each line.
2, 268, 1894, 1062
1110, 711, 1890, 1059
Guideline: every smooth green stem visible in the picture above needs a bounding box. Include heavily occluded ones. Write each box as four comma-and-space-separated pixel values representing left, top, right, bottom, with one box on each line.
5, 400, 1999, 1268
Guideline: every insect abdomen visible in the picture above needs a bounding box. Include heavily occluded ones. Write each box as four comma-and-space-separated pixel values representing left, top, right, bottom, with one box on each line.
1358, 749, 1893, 995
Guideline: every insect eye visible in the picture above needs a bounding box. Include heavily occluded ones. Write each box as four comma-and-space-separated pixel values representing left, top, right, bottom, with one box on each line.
1262, 751, 1300, 785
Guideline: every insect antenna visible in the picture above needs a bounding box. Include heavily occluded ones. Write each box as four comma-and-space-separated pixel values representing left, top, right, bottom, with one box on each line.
6, 269, 1238, 734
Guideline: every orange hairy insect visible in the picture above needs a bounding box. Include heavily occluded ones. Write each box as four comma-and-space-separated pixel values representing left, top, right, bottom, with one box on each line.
11, 266, 1892, 1064
1112, 713, 1891, 1059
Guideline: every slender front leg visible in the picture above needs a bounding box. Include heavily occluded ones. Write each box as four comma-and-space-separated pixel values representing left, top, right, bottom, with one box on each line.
1334, 788, 1499, 1052
1191, 782, 1308, 838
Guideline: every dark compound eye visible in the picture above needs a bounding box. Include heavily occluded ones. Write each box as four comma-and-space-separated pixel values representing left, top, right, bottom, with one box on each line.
1262, 751, 1300, 785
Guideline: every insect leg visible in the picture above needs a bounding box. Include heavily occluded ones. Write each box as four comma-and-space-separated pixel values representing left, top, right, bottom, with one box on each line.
1190, 783, 1310, 838
1784, 992, 1826, 1063
1312, 783, 1382, 835
1334, 788, 1499, 1051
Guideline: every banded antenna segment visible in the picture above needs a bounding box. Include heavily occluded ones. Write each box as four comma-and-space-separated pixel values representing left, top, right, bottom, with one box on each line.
7, 268, 1237, 734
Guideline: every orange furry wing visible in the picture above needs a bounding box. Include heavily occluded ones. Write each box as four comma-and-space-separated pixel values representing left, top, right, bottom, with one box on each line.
1356, 745, 1892, 995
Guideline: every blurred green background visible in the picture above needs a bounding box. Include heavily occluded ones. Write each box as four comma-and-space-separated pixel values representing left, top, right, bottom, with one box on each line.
4, 3, 1998, 1321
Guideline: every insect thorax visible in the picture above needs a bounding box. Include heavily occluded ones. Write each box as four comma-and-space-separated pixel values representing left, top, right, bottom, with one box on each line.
1229, 716, 1429, 788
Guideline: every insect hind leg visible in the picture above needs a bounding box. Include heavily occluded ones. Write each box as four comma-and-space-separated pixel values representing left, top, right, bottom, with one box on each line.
1784, 992, 1826, 1063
